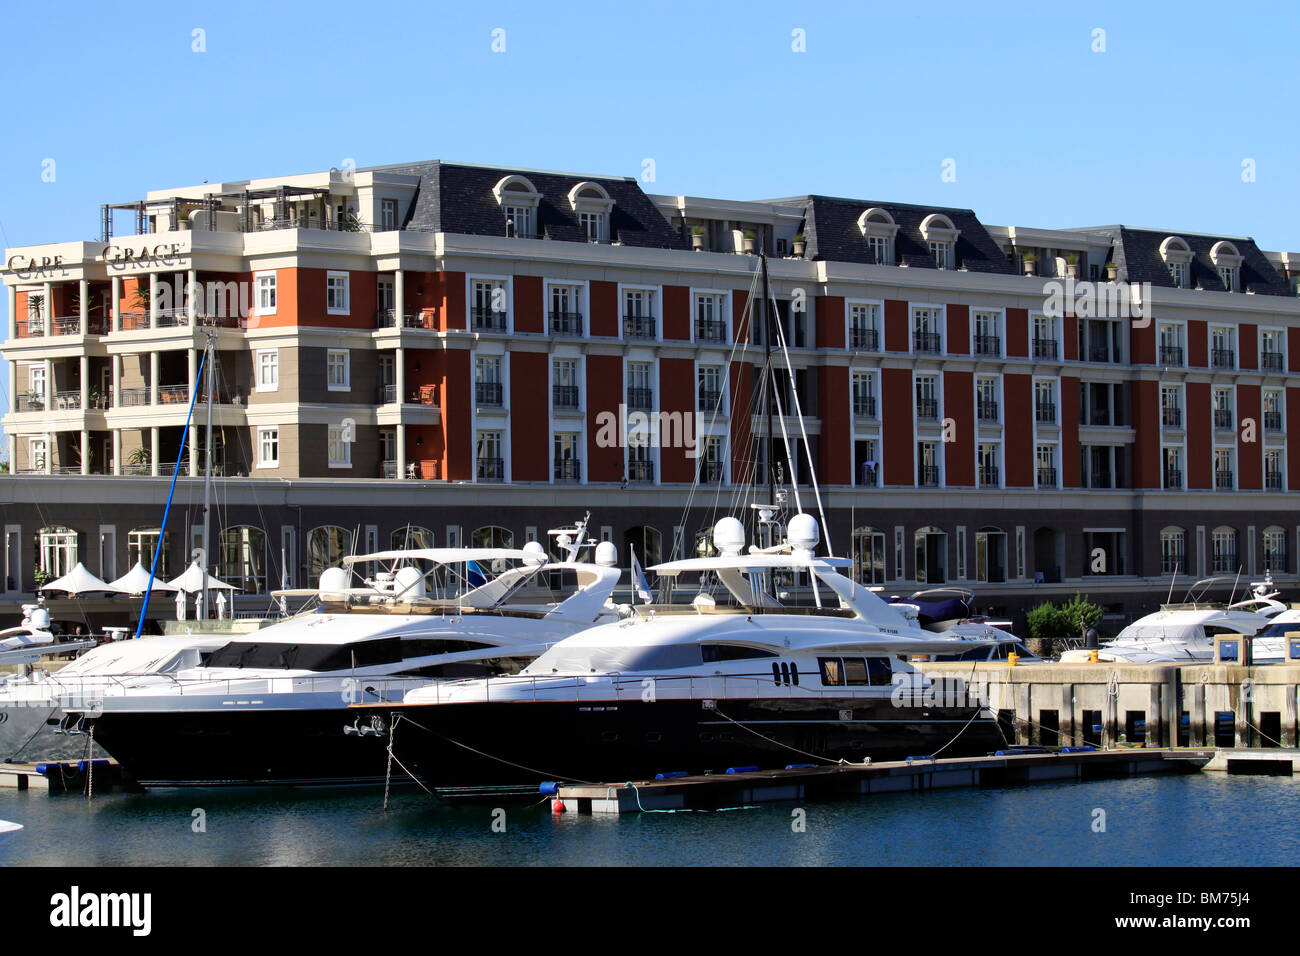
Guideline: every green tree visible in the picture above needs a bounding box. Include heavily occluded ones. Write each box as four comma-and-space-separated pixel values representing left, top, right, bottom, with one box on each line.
1060, 592, 1103, 639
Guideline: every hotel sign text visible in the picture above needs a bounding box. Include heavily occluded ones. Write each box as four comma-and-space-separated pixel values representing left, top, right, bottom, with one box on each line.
103, 242, 187, 271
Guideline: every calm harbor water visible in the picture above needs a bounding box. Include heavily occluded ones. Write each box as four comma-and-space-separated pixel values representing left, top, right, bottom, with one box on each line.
0, 774, 1295, 867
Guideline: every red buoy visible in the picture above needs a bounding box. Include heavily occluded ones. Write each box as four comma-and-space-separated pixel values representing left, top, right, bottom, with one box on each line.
551, 796, 566, 815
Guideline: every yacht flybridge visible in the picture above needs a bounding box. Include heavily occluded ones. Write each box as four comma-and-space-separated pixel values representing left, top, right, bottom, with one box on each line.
347, 514, 1008, 793
60, 527, 625, 787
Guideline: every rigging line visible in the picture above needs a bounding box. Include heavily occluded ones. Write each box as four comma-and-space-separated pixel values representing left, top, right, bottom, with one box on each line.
768, 374, 804, 514
710, 704, 847, 766
929, 705, 990, 758
394, 711, 600, 785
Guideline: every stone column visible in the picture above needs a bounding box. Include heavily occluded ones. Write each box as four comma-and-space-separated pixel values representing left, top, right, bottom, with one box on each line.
396, 424, 407, 481
111, 276, 121, 332
80, 430, 89, 476
150, 426, 160, 477
394, 269, 404, 326
79, 355, 89, 411
150, 352, 160, 406
42, 282, 52, 333
7, 361, 15, 416
188, 348, 198, 476
79, 278, 89, 335
112, 429, 121, 476
149, 273, 158, 328
187, 268, 198, 325
111, 354, 121, 409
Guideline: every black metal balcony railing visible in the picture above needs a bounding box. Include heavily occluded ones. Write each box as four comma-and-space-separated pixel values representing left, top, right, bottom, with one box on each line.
1213, 408, 1233, 429
1035, 402, 1057, 424
1215, 470, 1234, 490
476, 382, 503, 406
977, 400, 999, 422
17, 394, 45, 412
554, 458, 582, 482
918, 465, 940, 487
550, 311, 583, 336
624, 314, 657, 339
1161, 553, 1185, 574
553, 384, 580, 409
974, 334, 1001, 356
1261, 351, 1285, 372
626, 387, 654, 411
251, 216, 371, 233
849, 327, 879, 350
913, 331, 941, 353
979, 466, 1000, 487
1090, 472, 1112, 489
627, 459, 655, 482
853, 395, 877, 417
1211, 348, 1235, 369
916, 398, 939, 420
477, 457, 505, 482
696, 318, 726, 342
119, 387, 150, 407
1159, 345, 1184, 365
1088, 345, 1114, 363
46, 390, 82, 411
1266, 471, 1284, 490
697, 389, 723, 411
1162, 406, 1182, 427
381, 460, 399, 479
1265, 411, 1283, 430
1264, 551, 1288, 572
1037, 466, 1057, 487
700, 461, 724, 483
375, 309, 427, 330
1211, 553, 1239, 574
1164, 468, 1183, 489
1032, 338, 1059, 360
472, 306, 507, 331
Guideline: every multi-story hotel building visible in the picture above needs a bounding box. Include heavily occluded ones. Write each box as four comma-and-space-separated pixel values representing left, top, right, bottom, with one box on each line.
3, 159, 1299, 630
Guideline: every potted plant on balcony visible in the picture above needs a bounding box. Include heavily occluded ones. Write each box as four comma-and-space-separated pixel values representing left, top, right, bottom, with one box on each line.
792, 234, 806, 257
1066, 254, 1079, 278
1021, 252, 1038, 276
127, 446, 151, 473
1106, 260, 1119, 281
742, 231, 757, 255
690, 226, 704, 251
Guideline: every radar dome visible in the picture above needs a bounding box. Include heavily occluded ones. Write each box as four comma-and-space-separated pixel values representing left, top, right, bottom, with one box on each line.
594, 541, 618, 567
393, 566, 426, 599
522, 540, 547, 566
787, 513, 820, 551
28, 607, 51, 630
713, 517, 746, 555
317, 567, 351, 602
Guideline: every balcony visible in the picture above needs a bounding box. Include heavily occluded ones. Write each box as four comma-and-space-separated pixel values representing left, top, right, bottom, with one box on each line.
1087, 345, 1116, 363
918, 465, 940, 487
1159, 345, 1184, 365
1164, 468, 1182, 489
1035, 402, 1056, 424
916, 398, 938, 421
1162, 406, 1182, 428
381, 460, 420, 479
1265, 410, 1283, 431
698, 389, 723, 412
1211, 348, 1235, 369
974, 334, 1000, 356
554, 458, 582, 482
1266, 471, 1284, 490
696, 318, 726, 343
1215, 470, 1234, 490
978, 466, 1000, 487
849, 327, 879, 351
912, 331, 941, 354
627, 459, 655, 482
977, 400, 999, 422
375, 309, 432, 330
475, 382, 503, 406
1090, 472, 1114, 489
471, 307, 507, 331
119, 387, 150, 408
553, 385, 580, 409
1213, 408, 1233, 429
1261, 351, 1285, 372
626, 387, 654, 412
376, 384, 398, 405
853, 395, 877, 417
550, 312, 584, 336
1161, 553, 1186, 574
1037, 466, 1057, 487
477, 457, 505, 482
624, 315, 657, 339
250, 215, 371, 233
1032, 338, 1059, 360
118, 311, 149, 331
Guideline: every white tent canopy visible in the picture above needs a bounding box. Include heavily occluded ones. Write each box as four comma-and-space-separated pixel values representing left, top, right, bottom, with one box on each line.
109, 561, 180, 595
166, 561, 239, 594
39, 562, 122, 596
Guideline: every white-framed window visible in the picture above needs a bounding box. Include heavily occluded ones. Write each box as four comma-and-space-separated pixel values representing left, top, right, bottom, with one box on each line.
915, 374, 939, 420
976, 376, 1000, 423
326, 349, 350, 391
1161, 385, 1183, 427
577, 210, 607, 242
28, 365, 47, 404
377, 277, 395, 314
381, 199, 398, 232
1214, 447, 1235, 490
256, 349, 279, 392
973, 310, 1001, 356
695, 292, 726, 342
549, 284, 583, 335
1036, 444, 1058, 488
698, 365, 725, 414
326, 272, 350, 315
911, 306, 942, 353
930, 241, 953, 270
1034, 379, 1057, 424
257, 427, 280, 468
1265, 448, 1284, 489
37, 526, 77, 579
1211, 326, 1236, 368
327, 424, 352, 468
470, 278, 508, 331
851, 370, 877, 417
1211, 526, 1238, 574
977, 442, 1001, 488
1031, 313, 1058, 359
858, 208, 898, 265
1168, 261, 1188, 288
1163, 446, 1183, 489
1263, 527, 1287, 570
1160, 528, 1186, 574
255, 272, 277, 315
28, 436, 47, 472
867, 234, 892, 265
476, 430, 505, 481
847, 301, 881, 351
1260, 328, 1286, 371
1264, 389, 1284, 430
504, 205, 534, 239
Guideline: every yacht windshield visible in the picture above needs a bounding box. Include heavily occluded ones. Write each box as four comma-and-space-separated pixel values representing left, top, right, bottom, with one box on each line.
205, 638, 403, 671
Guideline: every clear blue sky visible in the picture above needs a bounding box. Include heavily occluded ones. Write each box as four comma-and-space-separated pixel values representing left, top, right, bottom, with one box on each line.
2, 0, 1298, 455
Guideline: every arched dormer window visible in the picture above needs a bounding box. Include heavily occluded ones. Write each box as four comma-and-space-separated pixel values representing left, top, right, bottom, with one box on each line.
568, 181, 613, 243
493, 175, 541, 239
1159, 236, 1193, 288
857, 208, 898, 265
919, 213, 960, 270
1210, 240, 1243, 292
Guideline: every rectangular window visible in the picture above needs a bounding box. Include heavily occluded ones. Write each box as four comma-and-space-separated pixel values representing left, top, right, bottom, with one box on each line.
930, 241, 952, 270
377, 277, 395, 314
918, 440, 940, 487
977, 377, 999, 422
695, 293, 726, 342
476, 431, 504, 481
1168, 261, 1188, 288
327, 424, 351, 468
256, 350, 279, 392
326, 272, 350, 314
553, 432, 581, 481
1161, 386, 1182, 427
848, 303, 880, 350
1214, 448, 1235, 490
578, 211, 606, 242
977, 442, 1000, 487
1036, 444, 1057, 488
258, 427, 279, 468
912, 308, 941, 353
256, 272, 277, 315
973, 311, 1000, 356
381, 199, 397, 231
915, 375, 938, 420
1034, 380, 1056, 424
852, 371, 876, 417
326, 350, 350, 391
1032, 314, 1058, 359
471, 280, 507, 331
698, 365, 724, 413
504, 205, 533, 238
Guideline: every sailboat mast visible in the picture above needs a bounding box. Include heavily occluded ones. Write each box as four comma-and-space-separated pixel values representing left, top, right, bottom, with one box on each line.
762, 252, 775, 514
200, 331, 214, 617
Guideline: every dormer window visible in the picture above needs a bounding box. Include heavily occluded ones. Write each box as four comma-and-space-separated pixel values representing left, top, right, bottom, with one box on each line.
1159, 236, 1193, 288
857, 207, 898, 265
568, 181, 613, 243
1210, 241, 1243, 292
492, 175, 541, 238
919, 213, 959, 270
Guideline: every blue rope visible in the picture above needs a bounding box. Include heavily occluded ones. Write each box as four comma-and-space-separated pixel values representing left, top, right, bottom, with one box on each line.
132, 348, 208, 639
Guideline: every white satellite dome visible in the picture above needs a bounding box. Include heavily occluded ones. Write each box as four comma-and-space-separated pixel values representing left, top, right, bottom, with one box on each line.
594, 541, 618, 567
787, 513, 820, 552
522, 540, 547, 566
713, 517, 746, 555
317, 567, 352, 603
27, 607, 51, 631
393, 566, 426, 599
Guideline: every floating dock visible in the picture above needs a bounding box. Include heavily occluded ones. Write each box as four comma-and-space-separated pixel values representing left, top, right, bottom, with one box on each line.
0, 759, 129, 794
554, 748, 1214, 814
